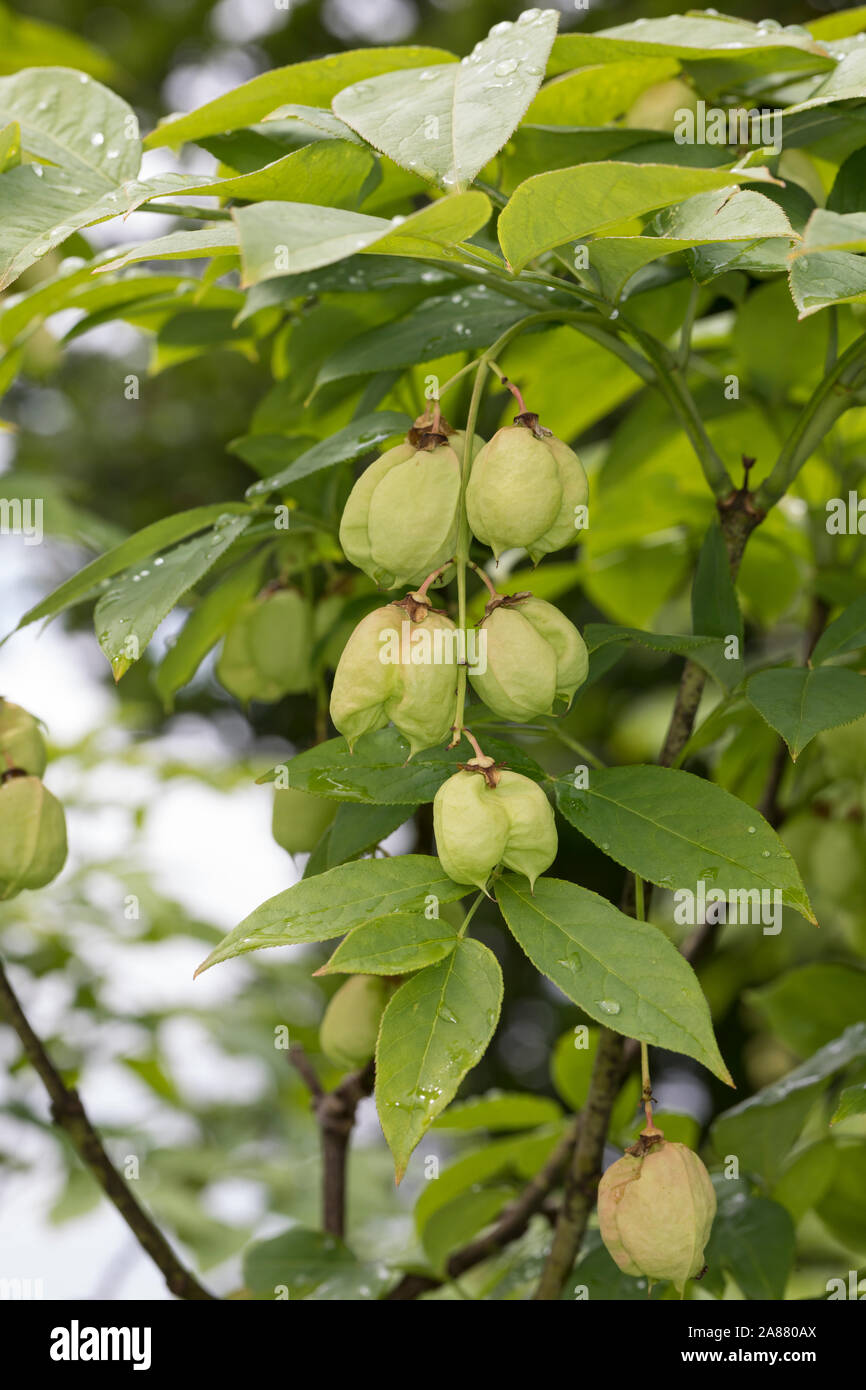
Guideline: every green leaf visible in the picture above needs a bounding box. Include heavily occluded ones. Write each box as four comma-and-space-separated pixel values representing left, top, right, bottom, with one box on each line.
325, 802, 409, 868
0, 67, 139, 180
421, 1185, 514, 1276
95, 225, 239, 276
164, 141, 377, 211
771, 1140, 839, 1222
93, 514, 250, 679
784, 46, 866, 116
195, 855, 466, 974
812, 593, 866, 663
8, 503, 251, 636
243, 410, 410, 497
316, 912, 459, 976
243, 1226, 389, 1300
432, 1090, 562, 1132
549, 16, 833, 74
261, 727, 545, 804
831, 1084, 866, 1125
498, 163, 775, 272
555, 765, 815, 923
496, 875, 731, 1083
526, 58, 679, 124
377, 938, 502, 1181
705, 1191, 796, 1301
746, 666, 866, 759
583, 623, 739, 691
414, 1126, 563, 1234
233, 191, 491, 285
692, 519, 743, 645
333, 11, 558, 191
789, 248, 866, 318
152, 548, 268, 710
586, 189, 794, 302
711, 1023, 866, 1180
315, 285, 526, 387
145, 47, 456, 150
746, 964, 866, 1058
816, 1140, 866, 1249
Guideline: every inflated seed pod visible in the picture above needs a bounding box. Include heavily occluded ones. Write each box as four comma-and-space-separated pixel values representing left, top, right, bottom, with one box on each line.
0, 773, 68, 900
272, 786, 337, 856
466, 415, 587, 562
217, 589, 312, 703
339, 430, 483, 589
433, 762, 557, 891
598, 1131, 717, 1294
0, 699, 47, 777
470, 596, 587, 721
329, 599, 458, 756
319, 974, 389, 1071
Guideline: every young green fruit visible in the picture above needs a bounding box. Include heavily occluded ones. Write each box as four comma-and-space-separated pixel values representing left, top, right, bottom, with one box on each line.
598, 1131, 716, 1294
0, 773, 68, 900
466, 415, 587, 562
319, 974, 388, 1071
330, 598, 458, 756
433, 762, 557, 891
339, 429, 483, 589
0, 700, 47, 777
470, 595, 588, 722
272, 786, 337, 855
217, 589, 312, 703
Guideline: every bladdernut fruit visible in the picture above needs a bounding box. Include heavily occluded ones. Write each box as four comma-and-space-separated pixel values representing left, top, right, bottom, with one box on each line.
0, 699, 47, 777
272, 786, 337, 856
0, 772, 68, 900
470, 595, 588, 722
598, 1129, 717, 1294
330, 596, 457, 756
339, 425, 483, 590
465, 414, 587, 562
217, 589, 312, 704
319, 974, 388, 1071
433, 760, 557, 891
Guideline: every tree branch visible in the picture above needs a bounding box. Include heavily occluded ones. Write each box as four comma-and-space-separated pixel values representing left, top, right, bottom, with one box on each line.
0, 954, 216, 1300
289, 1044, 374, 1240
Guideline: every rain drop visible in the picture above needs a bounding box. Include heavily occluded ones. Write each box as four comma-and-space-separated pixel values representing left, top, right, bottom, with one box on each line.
597, 999, 621, 1016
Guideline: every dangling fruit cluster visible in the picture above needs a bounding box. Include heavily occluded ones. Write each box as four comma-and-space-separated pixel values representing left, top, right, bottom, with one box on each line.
0, 700, 67, 901
597, 1128, 717, 1294
470, 594, 587, 722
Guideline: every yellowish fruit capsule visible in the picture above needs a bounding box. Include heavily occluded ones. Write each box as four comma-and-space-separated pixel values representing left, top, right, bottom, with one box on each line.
319, 975, 388, 1071
433, 764, 557, 891
598, 1132, 717, 1294
339, 430, 483, 589
466, 418, 587, 562
272, 786, 336, 855
0, 773, 68, 901
0, 699, 47, 777
329, 599, 458, 756
217, 590, 312, 703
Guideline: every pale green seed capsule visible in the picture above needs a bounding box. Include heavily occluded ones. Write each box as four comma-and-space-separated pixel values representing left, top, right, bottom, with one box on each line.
320, 975, 389, 1071
330, 602, 458, 756
494, 770, 558, 888
0, 775, 68, 900
272, 786, 336, 855
466, 423, 588, 562
433, 766, 557, 890
598, 1136, 717, 1294
470, 606, 558, 722
0, 700, 47, 777
217, 590, 312, 703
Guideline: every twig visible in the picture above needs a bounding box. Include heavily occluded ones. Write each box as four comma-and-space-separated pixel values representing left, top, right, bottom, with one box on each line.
289, 1044, 374, 1239
0, 954, 216, 1300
